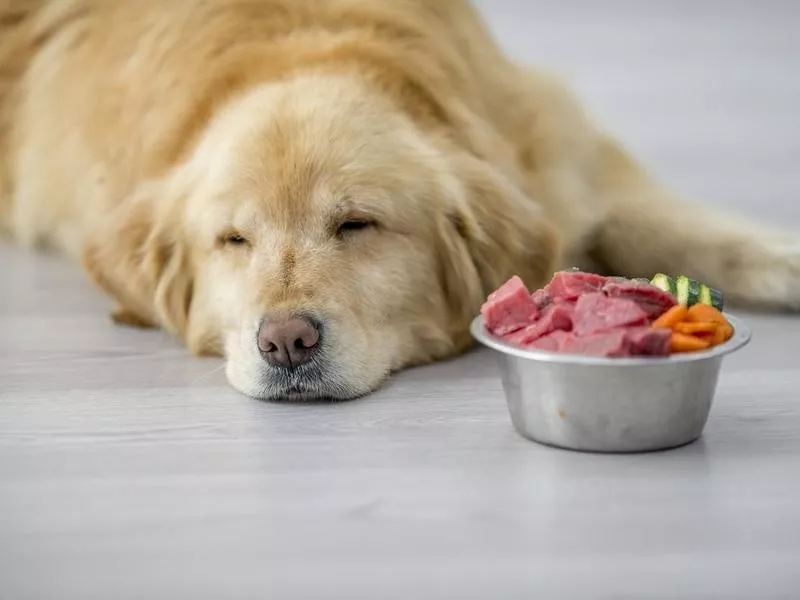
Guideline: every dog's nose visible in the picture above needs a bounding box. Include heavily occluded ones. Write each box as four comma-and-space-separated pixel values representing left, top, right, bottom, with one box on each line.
257, 315, 321, 367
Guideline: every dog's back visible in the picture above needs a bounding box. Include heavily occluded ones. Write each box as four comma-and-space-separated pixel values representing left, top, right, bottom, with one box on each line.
0, 0, 42, 231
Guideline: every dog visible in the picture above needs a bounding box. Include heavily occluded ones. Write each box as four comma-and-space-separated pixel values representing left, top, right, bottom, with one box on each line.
1, 0, 798, 400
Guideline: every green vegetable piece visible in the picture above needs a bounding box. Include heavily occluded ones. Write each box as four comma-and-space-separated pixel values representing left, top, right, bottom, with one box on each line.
650, 273, 677, 296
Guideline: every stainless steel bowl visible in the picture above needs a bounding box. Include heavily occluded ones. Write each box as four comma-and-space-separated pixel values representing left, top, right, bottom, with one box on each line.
471, 314, 752, 453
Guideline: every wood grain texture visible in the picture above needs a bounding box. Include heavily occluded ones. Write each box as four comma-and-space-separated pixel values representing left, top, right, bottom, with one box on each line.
2, 1, 800, 598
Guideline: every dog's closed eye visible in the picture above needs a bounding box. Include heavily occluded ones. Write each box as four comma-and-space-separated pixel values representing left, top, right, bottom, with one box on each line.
336, 219, 376, 237
217, 231, 251, 248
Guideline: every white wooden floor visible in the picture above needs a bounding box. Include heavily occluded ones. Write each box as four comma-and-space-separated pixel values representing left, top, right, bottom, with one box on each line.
2, 2, 800, 598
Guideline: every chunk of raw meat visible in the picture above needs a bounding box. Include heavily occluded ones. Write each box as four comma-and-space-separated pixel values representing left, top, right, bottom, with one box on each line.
603, 280, 677, 319
531, 289, 553, 310
543, 271, 608, 301
561, 330, 632, 357
481, 276, 540, 335
573, 293, 648, 337
502, 303, 574, 346
529, 330, 573, 352
626, 327, 671, 356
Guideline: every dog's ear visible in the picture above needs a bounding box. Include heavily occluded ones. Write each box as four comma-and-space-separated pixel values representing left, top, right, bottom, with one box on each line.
436, 153, 561, 332
82, 180, 194, 339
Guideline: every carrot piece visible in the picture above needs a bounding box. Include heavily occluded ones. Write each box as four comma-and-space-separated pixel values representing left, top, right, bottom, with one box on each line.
710, 327, 727, 346
719, 322, 734, 342
686, 304, 727, 325
675, 322, 718, 335
651, 305, 689, 329
670, 332, 711, 353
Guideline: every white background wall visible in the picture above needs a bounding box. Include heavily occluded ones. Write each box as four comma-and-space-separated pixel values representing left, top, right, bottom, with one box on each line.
473, 0, 800, 225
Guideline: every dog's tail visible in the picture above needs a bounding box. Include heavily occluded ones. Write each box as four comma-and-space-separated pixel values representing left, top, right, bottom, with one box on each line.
591, 136, 800, 311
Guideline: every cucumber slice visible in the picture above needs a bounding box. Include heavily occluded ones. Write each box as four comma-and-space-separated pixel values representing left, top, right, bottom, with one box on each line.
675, 275, 692, 305
698, 284, 724, 311
687, 278, 701, 304
650, 273, 677, 296
674, 275, 724, 309
711, 288, 724, 311
698, 285, 712, 306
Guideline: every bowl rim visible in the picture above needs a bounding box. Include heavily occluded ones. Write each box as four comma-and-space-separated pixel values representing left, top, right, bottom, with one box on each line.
470, 312, 752, 366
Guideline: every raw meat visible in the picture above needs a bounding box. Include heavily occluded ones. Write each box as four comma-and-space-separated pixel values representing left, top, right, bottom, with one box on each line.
544, 271, 608, 301
531, 289, 553, 310
530, 330, 573, 352
502, 303, 574, 346
528, 328, 670, 357
603, 279, 677, 319
560, 330, 631, 358
573, 293, 649, 337
482, 272, 681, 358
626, 327, 671, 356
480, 275, 540, 335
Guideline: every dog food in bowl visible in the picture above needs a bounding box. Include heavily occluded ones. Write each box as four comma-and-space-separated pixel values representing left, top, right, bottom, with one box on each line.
473, 270, 751, 453
480, 270, 733, 358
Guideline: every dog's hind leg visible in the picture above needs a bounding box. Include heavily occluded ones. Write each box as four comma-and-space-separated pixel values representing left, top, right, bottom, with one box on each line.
587, 137, 800, 311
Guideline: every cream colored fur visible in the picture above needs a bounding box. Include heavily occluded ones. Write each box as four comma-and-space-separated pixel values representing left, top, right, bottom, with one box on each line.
1, 0, 797, 399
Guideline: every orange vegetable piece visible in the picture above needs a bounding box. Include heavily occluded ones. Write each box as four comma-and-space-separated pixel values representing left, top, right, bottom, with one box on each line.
675, 322, 718, 335
651, 305, 689, 330
686, 304, 727, 325
710, 327, 727, 346
719, 322, 734, 342
670, 332, 711, 353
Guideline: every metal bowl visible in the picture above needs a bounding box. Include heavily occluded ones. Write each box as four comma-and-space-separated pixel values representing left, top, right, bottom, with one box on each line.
471, 314, 752, 453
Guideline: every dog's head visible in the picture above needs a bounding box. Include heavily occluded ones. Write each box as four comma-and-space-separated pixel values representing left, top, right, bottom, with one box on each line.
83, 75, 559, 400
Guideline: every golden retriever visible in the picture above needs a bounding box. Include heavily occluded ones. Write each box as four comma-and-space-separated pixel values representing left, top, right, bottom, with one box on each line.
1, 0, 797, 400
